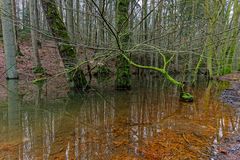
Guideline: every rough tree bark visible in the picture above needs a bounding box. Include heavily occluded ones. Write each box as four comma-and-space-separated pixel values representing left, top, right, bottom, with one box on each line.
41, 0, 87, 92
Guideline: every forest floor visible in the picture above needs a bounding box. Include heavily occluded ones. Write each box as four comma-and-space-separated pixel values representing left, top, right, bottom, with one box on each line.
0, 40, 119, 103
0, 41, 70, 102
212, 72, 240, 160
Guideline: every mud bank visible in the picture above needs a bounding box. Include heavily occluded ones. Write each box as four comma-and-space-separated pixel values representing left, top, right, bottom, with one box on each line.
212, 73, 240, 160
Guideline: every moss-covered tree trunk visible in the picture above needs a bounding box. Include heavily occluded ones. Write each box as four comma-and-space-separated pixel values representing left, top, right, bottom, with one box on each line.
115, 0, 131, 90
41, 0, 87, 92
226, 0, 240, 72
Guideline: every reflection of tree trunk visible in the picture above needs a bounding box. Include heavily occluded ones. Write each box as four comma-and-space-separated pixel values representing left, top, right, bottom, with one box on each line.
22, 112, 34, 159
203, 82, 212, 109
7, 80, 19, 140
35, 85, 43, 107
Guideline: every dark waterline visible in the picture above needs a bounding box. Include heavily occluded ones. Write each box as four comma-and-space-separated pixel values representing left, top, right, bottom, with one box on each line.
0, 78, 239, 159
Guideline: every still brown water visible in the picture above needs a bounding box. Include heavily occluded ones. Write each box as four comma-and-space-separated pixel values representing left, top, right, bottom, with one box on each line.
0, 78, 239, 159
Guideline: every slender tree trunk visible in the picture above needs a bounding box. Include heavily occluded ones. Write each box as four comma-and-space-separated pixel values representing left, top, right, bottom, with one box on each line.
99, 0, 105, 46
85, 0, 92, 45
155, 0, 163, 68
107, 0, 114, 46
59, 0, 63, 19
115, 0, 131, 89
29, 0, 42, 68
188, 1, 195, 74
143, 0, 148, 41
35, 0, 42, 47
41, 0, 87, 92
76, 0, 80, 38
0, 18, 2, 37
35, 0, 40, 33
205, 0, 214, 78
129, 0, 134, 44
38, 1, 44, 44
66, 0, 74, 41
12, 0, 21, 55
22, 0, 25, 29
150, 0, 155, 67
143, 0, 148, 74
1, 0, 18, 79
11, 0, 17, 45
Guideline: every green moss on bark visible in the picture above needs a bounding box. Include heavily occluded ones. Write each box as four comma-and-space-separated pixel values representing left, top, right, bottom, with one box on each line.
116, 55, 131, 89
41, 0, 87, 92
115, 0, 131, 90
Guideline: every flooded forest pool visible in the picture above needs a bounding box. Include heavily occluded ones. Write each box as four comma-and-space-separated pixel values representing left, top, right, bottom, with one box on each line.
0, 77, 239, 159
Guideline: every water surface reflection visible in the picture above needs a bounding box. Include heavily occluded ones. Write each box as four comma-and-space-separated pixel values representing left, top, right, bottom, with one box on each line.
0, 79, 238, 159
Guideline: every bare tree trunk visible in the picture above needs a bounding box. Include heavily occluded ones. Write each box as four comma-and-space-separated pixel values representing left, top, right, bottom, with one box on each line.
143, 0, 148, 74
29, 0, 42, 69
143, 0, 148, 41
22, 0, 25, 29
12, 0, 21, 55
107, 0, 114, 46
99, 0, 105, 46
1, 0, 18, 79
85, 0, 92, 45
76, 0, 80, 38
66, 0, 74, 41
0, 18, 2, 37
